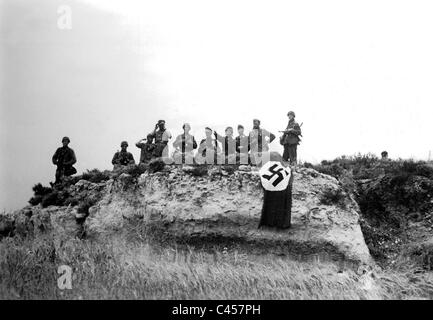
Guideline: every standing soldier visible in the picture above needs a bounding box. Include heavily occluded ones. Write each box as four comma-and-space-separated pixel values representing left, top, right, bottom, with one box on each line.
112, 141, 135, 170
280, 111, 302, 165
248, 119, 276, 154
148, 120, 172, 158
136, 134, 155, 164
235, 124, 250, 164
214, 126, 237, 164
172, 123, 198, 164
195, 127, 222, 164
52, 136, 77, 184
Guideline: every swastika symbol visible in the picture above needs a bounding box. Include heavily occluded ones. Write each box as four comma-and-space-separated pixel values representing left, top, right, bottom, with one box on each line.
261, 164, 287, 187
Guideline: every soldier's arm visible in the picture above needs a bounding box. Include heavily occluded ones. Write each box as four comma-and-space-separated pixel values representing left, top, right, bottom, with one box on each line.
147, 132, 156, 144
52, 149, 59, 165
112, 152, 119, 165
128, 153, 135, 164
294, 123, 302, 136
65, 149, 77, 166
136, 139, 146, 148
172, 135, 182, 149
192, 137, 198, 149
197, 140, 206, 154
214, 132, 224, 144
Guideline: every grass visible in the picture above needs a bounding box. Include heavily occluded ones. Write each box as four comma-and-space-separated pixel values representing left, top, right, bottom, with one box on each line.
1, 236, 433, 300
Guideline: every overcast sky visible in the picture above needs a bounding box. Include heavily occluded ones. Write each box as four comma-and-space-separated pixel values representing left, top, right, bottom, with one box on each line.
1, 0, 433, 211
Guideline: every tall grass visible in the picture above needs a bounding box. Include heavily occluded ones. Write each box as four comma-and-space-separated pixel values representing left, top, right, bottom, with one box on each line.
1, 236, 433, 300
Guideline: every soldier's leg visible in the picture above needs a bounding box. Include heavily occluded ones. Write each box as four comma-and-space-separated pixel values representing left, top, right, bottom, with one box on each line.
55, 169, 62, 184
283, 144, 290, 161
288, 145, 297, 165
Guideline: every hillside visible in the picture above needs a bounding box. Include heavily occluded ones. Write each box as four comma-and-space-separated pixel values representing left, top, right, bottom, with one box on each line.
1, 158, 433, 299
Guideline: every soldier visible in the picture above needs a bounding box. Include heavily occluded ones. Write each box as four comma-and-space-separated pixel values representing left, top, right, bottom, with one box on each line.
214, 126, 237, 164
280, 111, 302, 165
52, 136, 77, 184
172, 123, 198, 164
136, 134, 155, 164
148, 120, 172, 158
112, 141, 135, 169
248, 119, 276, 153
195, 127, 222, 164
235, 124, 250, 164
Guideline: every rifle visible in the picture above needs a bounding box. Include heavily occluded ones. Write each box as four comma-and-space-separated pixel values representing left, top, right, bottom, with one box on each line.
279, 122, 303, 134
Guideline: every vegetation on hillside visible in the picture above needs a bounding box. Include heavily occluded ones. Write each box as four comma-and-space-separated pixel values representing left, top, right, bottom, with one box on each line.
310, 155, 433, 268
1, 235, 433, 300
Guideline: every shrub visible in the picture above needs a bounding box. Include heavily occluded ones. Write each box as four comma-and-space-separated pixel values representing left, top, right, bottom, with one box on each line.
148, 159, 165, 173
320, 187, 346, 207
190, 166, 208, 177
28, 184, 53, 206
81, 169, 111, 183
126, 164, 148, 178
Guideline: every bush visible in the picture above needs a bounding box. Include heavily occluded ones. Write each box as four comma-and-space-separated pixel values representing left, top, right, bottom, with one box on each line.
320, 187, 346, 207
81, 169, 111, 183
148, 159, 165, 174
126, 164, 148, 178
190, 166, 208, 177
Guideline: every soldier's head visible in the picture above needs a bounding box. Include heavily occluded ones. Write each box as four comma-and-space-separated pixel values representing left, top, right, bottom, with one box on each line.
121, 141, 128, 151
253, 119, 261, 129
146, 134, 153, 144
183, 123, 191, 134
157, 120, 166, 130
225, 126, 233, 137
205, 127, 213, 138
62, 136, 70, 147
287, 111, 295, 120
381, 151, 388, 159
237, 125, 244, 135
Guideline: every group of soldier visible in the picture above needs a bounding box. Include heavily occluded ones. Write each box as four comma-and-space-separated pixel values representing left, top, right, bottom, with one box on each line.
52, 111, 302, 183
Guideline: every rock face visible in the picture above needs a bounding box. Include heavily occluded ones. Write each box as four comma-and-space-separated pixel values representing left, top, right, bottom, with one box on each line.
3, 165, 373, 266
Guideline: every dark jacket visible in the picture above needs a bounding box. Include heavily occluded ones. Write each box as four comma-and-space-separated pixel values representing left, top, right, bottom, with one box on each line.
52, 146, 76, 168
112, 151, 135, 166
136, 141, 155, 163
281, 120, 302, 145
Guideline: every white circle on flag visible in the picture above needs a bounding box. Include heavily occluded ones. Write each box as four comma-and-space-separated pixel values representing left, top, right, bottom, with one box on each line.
259, 161, 292, 191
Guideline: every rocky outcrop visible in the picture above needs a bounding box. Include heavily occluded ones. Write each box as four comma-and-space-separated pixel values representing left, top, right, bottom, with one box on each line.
2, 165, 374, 267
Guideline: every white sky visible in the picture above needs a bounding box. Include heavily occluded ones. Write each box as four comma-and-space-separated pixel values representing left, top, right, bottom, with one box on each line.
1, 0, 433, 211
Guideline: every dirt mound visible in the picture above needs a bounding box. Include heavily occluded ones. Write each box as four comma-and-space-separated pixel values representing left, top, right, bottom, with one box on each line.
1, 165, 374, 267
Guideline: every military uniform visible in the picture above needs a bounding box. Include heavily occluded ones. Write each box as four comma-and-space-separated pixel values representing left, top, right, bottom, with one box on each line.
52, 146, 77, 183
214, 133, 236, 164
172, 133, 197, 164
281, 119, 302, 164
112, 150, 135, 169
148, 129, 172, 158
195, 137, 222, 164
249, 128, 276, 153
136, 140, 155, 164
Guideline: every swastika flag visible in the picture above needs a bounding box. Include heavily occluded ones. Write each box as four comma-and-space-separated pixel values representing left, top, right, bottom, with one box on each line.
259, 161, 292, 191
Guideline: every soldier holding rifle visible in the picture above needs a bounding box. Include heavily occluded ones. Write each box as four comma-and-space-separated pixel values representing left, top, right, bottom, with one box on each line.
280, 111, 302, 165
